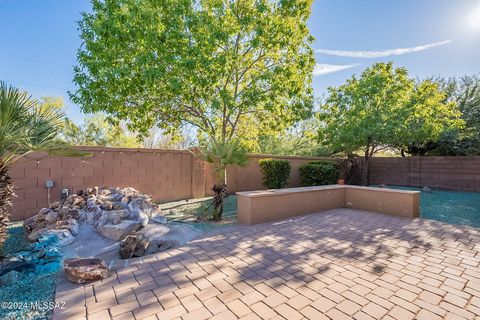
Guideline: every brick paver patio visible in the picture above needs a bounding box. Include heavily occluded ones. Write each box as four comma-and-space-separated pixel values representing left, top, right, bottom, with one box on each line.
53, 208, 480, 320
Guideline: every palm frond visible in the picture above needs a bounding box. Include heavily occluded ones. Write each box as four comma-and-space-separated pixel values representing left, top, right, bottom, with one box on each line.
0, 81, 90, 167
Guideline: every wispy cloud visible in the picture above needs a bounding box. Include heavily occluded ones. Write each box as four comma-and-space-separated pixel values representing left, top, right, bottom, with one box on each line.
315, 40, 452, 58
313, 63, 359, 76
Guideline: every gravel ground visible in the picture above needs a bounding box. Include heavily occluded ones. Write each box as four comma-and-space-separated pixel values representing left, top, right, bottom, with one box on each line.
0, 224, 59, 320
376, 185, 480, 228
160, 195, 237, 232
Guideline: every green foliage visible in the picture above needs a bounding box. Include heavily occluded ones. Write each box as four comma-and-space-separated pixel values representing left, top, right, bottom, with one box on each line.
60, 113, 140, 147
0, 82, 85, 168
318, 62, 462, 184
410, 74, 480, 156
71, 0, 315, 143
196, 138, 248, 185
299, 161, 339, 186
0, 82, 84, 256
195, 138, 248, 220
255, 117, 331, 156
258, 158, 291, 189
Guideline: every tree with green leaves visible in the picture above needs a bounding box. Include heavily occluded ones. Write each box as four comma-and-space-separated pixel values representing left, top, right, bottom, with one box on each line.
71, 0, 315, 143
419, 74, 480, 156
60, 113, 140, 147
0, 82, 85, 256
318, 62, 462, 185
255, 116, 329, 156
195, 138, 247, 220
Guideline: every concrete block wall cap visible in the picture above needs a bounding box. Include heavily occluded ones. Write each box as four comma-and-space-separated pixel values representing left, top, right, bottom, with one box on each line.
73, 145, 191, 154
246, 153, 338, 161
236, 185, 420, 198
236, 185, 342, 197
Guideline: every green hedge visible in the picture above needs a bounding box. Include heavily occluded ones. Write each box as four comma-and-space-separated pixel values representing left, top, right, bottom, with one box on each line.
259, 158, 291, 189
299, 161, 340, 186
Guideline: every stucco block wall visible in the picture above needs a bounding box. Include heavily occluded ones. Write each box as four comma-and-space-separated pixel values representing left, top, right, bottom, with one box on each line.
369, 156, 480, 191
237, 186, 345, 224
344, 186, 420, 218
9, 147, 333, 221
237, 185, 420, 225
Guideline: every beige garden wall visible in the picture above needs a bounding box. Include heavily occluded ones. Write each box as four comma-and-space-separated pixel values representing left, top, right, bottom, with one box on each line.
237, 185, 420, 225
9, 147, 332, 221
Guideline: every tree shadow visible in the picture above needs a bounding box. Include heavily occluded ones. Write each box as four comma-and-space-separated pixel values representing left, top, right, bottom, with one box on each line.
54, 208, 480, 316
174, 208, 478, 287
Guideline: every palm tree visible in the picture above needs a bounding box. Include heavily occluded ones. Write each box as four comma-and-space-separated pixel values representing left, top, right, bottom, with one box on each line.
0, 82, 85, 256
195, 138, 248, 221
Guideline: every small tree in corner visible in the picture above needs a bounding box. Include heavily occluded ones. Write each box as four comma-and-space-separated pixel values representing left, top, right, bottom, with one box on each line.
259, 159, 291, 189
196, 138, 248, 221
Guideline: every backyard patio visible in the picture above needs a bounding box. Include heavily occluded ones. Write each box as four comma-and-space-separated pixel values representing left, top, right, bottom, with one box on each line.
2, 1, 480, 318
53, 208, 480, 320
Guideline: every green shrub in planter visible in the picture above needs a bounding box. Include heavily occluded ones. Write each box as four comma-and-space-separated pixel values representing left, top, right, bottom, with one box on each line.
259, 158, 291, 189
299, 161, 340, 186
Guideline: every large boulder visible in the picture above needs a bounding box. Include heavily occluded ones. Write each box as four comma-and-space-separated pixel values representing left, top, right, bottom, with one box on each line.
119, 234, 150, 259
64, 258, 110, 284
96, 220, 141, 240
27, 227, 48, 242
23, 215, 40, 234
127, 199, 150, 227
45, 211, 58, 223
55, 219, 79, 236
96, 209, 130, 227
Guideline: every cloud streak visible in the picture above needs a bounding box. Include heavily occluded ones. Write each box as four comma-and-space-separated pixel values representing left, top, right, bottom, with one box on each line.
313, 63, 359, 76
315, 40, 452, 58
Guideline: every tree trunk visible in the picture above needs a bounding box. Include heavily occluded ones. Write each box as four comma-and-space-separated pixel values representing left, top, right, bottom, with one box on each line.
362, 151, 370, 186
0, 163, 13, 257
211, 183, 227, 221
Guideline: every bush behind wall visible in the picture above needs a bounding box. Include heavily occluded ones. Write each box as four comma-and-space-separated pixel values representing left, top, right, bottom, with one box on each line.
299, 161, 340, 186
259, 158, 291, 189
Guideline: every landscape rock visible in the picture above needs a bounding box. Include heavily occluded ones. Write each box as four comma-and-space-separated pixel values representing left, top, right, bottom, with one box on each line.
55, 219, 79, 236
27, 228, 48, 242
45, 211, 58, 223
0, 270, 24, 286
39, 208, 51, 215
128, 200, 150, 227
22, 186, 168, 261
112, 216, 121, 225
150, 212, 167, 224
66, 209, 80, 219
96, 220, 141, 240
23, 215, 39, 233
0, 260, 36, 277
35, 261, 61, 274
37, 229, 75, 247
59, 207, 70, 218
422, 186, 433, 193
64, 258, 110, 284
145, 240, 179, 255
96, 209, 130, 227
119, 234, 150, 259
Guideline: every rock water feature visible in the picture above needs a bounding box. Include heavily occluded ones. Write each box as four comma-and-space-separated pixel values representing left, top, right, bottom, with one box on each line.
18, 186, 198, 284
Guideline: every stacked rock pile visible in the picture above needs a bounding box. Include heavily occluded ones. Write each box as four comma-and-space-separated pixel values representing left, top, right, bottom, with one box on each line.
23, 187, 166, 246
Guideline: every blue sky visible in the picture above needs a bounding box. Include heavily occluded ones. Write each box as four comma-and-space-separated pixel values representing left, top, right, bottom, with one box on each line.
1, 0, 479, 123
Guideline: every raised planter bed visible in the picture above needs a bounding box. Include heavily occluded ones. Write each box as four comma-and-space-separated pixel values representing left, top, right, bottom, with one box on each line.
236, 185, 420, 224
